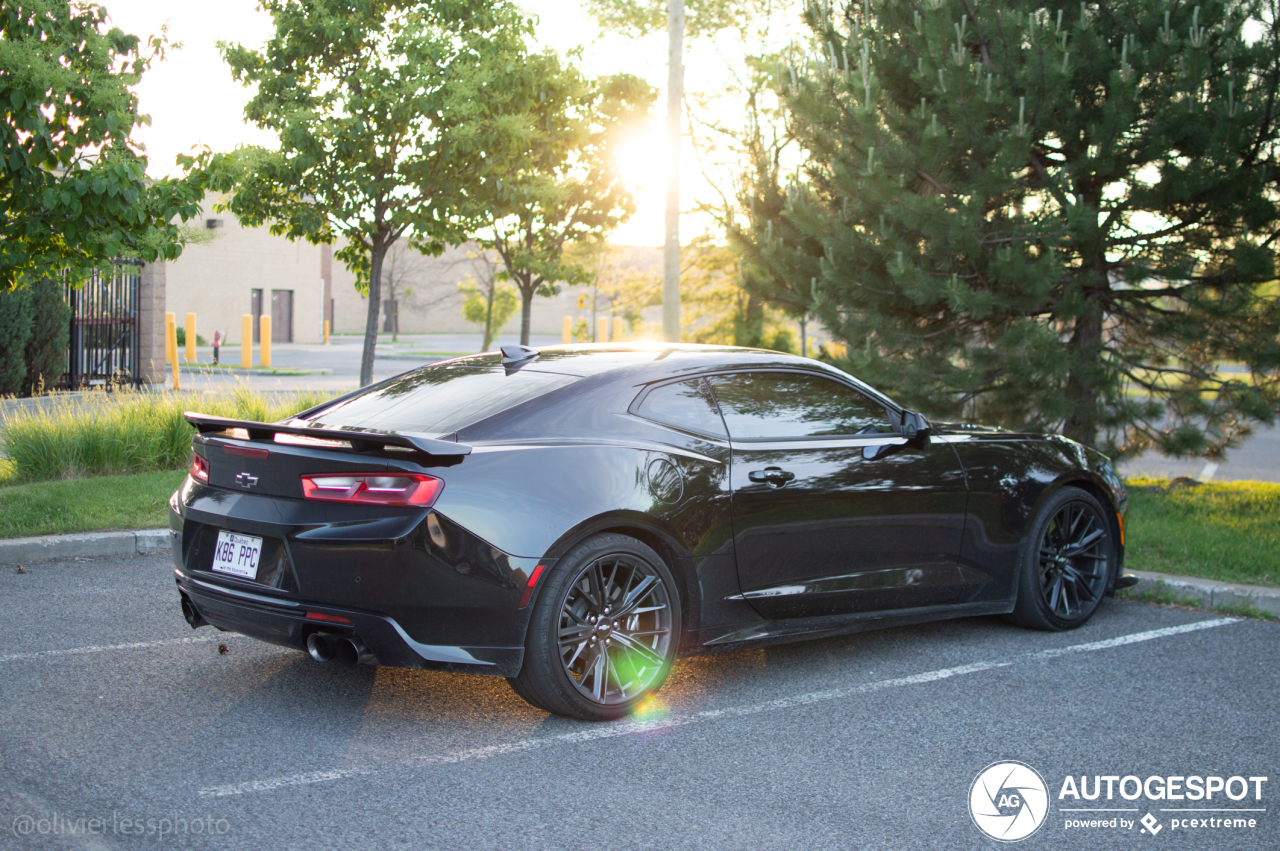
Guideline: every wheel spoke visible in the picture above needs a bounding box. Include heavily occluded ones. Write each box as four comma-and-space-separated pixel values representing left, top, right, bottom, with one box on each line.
1063, 528, 1104, 557
559, 623, 593, 644
610, 631, 666, 668
614, 573, 658, 618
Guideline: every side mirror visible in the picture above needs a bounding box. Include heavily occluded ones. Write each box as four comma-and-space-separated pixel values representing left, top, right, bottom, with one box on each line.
901, 410, 931, 444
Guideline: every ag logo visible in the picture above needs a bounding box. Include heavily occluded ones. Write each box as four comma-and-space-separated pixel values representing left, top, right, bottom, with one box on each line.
969, 761, 1050, 842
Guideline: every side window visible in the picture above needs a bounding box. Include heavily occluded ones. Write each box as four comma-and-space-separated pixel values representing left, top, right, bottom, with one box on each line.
634, 379, 727, 437
707, 372, 892, 439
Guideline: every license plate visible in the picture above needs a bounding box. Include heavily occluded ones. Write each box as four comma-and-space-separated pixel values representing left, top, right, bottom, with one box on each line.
211, 531, 263, 579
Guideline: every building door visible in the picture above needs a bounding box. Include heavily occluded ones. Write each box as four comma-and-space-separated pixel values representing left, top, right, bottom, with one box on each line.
382, 298, 397, 334
250, 289, 263, 343
271, 290, 293, 343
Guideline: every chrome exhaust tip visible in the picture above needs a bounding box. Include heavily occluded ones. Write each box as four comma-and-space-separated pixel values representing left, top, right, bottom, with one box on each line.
306, 632, 336, 663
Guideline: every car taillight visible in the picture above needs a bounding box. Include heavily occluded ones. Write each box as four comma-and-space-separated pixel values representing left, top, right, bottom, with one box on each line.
189, 453, 209, 484
300, 473, 442, 507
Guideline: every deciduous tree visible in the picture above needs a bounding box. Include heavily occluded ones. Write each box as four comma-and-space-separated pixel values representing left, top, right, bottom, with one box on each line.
471, 55, 654, 346
0, 1, 203, 290
209, 0, 536, 385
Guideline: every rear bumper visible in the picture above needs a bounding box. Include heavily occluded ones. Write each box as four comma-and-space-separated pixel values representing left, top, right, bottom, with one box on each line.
169, 479, 540, 678
176, 570, 524, 677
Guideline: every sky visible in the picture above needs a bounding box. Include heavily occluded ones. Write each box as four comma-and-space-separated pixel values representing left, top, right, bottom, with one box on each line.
102, 0, 724, 246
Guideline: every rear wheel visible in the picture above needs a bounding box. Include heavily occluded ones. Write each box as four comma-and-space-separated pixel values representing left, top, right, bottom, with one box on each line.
1008, 487, 1115, 631
508, 533, 681, 721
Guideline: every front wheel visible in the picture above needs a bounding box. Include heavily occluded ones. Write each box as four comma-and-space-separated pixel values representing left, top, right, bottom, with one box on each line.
1008, 487, 1115, 631
507, 533, 681, 721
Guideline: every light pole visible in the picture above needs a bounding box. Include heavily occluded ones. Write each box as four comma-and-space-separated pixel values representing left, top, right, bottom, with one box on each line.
662, 0, 683, 343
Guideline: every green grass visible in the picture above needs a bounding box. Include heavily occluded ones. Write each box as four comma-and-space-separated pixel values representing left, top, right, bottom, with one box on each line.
1124, 477, 1280, 588
0, 386, 335, 485
1117, 587, 1279, 622
0, 470, 186, 539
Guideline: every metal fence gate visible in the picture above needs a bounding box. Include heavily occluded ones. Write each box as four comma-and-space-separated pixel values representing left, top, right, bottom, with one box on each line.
60, 262, 142, 389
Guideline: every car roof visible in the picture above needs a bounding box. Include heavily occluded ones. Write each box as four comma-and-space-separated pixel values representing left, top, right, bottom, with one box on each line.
440, 343, 823, 378
434, 343, 902, 411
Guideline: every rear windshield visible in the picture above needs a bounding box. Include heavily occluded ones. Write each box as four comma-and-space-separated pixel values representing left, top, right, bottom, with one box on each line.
297, 364, 578, 434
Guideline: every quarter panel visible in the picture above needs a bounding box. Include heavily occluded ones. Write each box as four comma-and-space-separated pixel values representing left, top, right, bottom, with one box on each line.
944, 433, 1124, 604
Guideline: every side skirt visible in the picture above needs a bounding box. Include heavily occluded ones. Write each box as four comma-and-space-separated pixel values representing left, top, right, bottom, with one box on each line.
684, 600, 1014, 657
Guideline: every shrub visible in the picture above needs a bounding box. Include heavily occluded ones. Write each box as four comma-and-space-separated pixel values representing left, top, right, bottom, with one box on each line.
0, 287, 32, 394
0, 387, 335, 484
174, 327, 208, 347
21, 277, 71, 395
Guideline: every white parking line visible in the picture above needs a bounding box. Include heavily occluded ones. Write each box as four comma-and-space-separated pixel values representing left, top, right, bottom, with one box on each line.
196, 618, 1239, 798
0, 636, 219, 664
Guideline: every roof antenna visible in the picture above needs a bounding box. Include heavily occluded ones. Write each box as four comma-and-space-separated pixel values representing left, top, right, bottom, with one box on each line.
500, 345, 539, 364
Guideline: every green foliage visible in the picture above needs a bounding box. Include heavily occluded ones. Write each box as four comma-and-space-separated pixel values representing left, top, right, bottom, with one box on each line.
0, 388, 334, 483
173, 327, 207, 348
0, 286, 32, 394
459, 278, 518, 351
1124, 478, 1280, 587
0, 1, 204, 289
739, 0, 1280, 458
20, 276, 70, 396
203, 0, 540, 385
473, 57, 656, 343
0, 469, 187, 538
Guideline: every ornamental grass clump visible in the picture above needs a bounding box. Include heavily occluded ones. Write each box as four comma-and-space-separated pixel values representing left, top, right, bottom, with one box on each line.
0, 387, 333, 484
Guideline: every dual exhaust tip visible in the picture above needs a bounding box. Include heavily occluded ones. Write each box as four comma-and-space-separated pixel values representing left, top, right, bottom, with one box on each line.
306, 632, 374, 667
181, 595, 373, 666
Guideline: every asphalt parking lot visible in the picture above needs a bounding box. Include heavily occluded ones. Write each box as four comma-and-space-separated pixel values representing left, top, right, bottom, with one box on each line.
2, 555, 1276, 850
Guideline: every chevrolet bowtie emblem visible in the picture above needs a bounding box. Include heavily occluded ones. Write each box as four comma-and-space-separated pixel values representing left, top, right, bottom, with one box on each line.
235, 472, 259, 488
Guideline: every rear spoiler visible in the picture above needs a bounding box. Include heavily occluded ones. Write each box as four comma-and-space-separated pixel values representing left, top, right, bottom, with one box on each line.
184, 412, 472, 458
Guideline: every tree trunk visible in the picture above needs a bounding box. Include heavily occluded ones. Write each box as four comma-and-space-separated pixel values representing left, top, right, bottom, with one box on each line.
482, 282, 496, 351
360, 242, 387, 387
1062, 296, 1104, 448
519, 283, 533, 346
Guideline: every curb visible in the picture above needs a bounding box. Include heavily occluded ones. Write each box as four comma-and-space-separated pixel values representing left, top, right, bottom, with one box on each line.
0, 529, 171, 565
1123, 569, 1280, 618
177, 365, 332, 376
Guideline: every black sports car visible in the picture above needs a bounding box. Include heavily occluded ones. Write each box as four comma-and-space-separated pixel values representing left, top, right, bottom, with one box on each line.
170, 344, 1129, 721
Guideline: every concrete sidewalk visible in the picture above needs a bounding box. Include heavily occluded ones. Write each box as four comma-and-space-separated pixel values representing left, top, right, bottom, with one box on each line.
2, 528, 1276, 619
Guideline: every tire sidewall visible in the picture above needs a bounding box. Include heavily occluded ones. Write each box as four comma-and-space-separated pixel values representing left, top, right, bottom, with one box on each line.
523, 533, 682, 720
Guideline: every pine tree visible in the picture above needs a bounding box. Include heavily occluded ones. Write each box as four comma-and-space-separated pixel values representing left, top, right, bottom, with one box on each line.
738, 0, 1280, 458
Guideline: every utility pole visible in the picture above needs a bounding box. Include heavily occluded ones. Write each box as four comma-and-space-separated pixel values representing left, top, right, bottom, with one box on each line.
663, 0, 683, 343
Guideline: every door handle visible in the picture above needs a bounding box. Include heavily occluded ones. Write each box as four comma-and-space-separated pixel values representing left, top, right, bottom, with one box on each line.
748, 467, 795, 487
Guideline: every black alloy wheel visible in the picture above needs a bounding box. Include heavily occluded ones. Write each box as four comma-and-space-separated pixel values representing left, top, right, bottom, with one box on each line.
508, 533, 681, 721
1009, 487, 1115, 631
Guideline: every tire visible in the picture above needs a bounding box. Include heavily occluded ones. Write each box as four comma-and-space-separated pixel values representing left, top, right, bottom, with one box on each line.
507, 533, 681, 721
1008, 487, 1115, 631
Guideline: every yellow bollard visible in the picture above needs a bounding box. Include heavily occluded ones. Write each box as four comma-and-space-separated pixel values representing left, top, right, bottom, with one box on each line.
613, 316, 623, 342
260, 315, 272, 368
166, 316, 180, 390
241, 315, 253, 369
597, 316, 608, 343
323, 319, 330, 344
185, 313, 196, 363
164, 312, 175, 363
562, 316, 572, 344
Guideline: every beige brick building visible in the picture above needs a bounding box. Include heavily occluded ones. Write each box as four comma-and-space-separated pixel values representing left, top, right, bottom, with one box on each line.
159, 196, 658, 345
